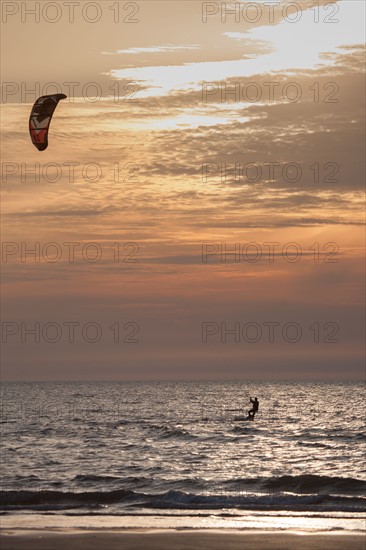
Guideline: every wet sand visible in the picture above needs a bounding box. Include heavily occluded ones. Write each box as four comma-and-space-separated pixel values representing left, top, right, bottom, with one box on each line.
0, 530, 365, 550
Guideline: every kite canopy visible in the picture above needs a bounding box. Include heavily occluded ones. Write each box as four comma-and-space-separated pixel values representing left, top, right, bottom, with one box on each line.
29, 93, 67, 151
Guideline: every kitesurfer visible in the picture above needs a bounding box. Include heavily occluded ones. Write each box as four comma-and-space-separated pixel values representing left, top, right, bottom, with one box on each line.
248, 397, 259, 419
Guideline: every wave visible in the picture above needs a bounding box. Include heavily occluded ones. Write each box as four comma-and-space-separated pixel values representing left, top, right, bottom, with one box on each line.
73, 475, 121, 482
114, 420, 198, 441
3, 474, 364, 501
150, 490, 366, 512
0, 489, 136, 508
1, 488, 365, 513
223, 475, 366, 496
263, 475, 366, 495
143, 423, 198, 441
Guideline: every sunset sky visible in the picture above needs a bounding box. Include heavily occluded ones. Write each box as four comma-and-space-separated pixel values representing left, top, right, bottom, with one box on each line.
1, 0, 365, 380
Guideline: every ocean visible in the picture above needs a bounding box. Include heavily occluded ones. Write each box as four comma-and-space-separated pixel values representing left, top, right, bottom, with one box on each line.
1, 381, 365, 531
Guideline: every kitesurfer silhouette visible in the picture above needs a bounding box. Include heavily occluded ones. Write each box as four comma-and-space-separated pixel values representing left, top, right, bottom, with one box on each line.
248, 397, 259, 420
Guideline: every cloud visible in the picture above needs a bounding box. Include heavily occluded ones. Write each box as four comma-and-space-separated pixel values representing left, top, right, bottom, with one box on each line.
4, 208, 114, 219
102, 45, 201, 55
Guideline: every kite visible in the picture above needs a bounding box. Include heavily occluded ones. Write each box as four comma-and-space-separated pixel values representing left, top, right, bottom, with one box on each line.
29, 93, 67, 151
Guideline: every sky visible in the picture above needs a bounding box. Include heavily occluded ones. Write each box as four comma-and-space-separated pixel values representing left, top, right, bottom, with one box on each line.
1, 0, 365, 381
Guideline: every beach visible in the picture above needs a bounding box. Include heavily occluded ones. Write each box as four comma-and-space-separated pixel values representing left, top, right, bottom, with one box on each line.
1, 529, 365, 550
1, 511, 365, 549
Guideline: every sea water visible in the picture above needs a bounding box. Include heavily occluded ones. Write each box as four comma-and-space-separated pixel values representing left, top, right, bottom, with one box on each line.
1, 381, 365, 530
